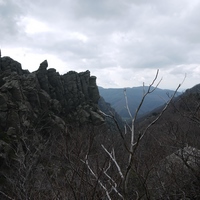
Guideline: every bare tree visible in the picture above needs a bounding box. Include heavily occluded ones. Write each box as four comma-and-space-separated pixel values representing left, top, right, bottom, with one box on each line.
82, 70, 184, 199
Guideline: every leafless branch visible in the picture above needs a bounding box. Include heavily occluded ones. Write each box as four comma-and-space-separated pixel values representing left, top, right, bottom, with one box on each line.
81, 156, 112, 200
135, 82, 182, 146
0, 191, 15, 200
101, 145, 124, 180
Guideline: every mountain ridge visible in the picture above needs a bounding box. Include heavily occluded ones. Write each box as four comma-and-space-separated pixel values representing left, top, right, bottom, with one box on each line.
98, 85, 181, 120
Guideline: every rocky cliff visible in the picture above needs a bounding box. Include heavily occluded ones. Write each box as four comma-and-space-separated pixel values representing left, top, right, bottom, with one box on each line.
0, 56, 104, 137
0, 55, 109, 199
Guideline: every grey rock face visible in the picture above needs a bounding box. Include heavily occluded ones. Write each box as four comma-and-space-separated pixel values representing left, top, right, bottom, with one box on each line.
0, 56, 29, 75
89, 76, 100, 103
0, 56, 104, 138
0, 54, 106, 200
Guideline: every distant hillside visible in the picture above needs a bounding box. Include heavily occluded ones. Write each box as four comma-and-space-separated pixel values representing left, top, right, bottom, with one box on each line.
135, 83, 200, 157
99, 86, 181, 120
132, 83, 200, 199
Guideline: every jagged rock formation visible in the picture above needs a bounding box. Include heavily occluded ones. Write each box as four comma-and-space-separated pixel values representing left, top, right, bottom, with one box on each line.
0, 55, 108, 199
0, 56, 104, 136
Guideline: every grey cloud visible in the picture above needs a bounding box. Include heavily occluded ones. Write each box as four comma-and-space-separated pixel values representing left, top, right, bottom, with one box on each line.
0, 0, 21, 36
71, 0, 130, 20
2, 0, 200, 89
0, 0, 29, 45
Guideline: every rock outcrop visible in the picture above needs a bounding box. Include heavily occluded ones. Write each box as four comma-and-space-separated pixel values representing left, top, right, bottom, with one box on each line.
0, 55, 107, 199
0, 56, 104, 138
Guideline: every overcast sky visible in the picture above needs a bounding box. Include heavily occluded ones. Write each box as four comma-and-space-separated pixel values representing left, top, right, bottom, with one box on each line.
1, 0, 200, 90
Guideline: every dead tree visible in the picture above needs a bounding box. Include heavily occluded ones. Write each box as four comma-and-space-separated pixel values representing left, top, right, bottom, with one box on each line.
83, 69, 183, 199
